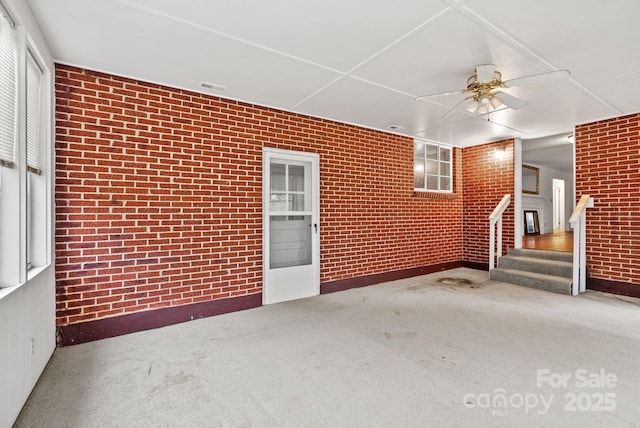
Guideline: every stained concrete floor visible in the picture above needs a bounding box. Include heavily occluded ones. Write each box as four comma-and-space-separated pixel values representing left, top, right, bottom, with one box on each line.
15, 268, 640, 427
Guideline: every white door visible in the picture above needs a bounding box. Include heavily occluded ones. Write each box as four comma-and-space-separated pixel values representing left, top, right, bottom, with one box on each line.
263, 148, 319, 304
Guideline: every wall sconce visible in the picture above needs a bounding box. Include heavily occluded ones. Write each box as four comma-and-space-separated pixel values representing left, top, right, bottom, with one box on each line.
495, 146, 507, 160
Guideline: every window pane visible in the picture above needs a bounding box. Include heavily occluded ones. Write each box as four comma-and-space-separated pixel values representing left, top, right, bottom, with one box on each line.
290, 193, 305, 211
270, 214, 312, 269
0, 12, 17, 165
440, 176, 451, 191
414, 154, 424, 187
270, 193, 288, 211
426, 175, 438, 190
288, 165, 304, 192
426, 159, 438, 175
426, 144, 438, 160
440, 162, 450, 177
414, 141, 424, 156
26, 52, 42, 170
270, 163, 286, 192
439, 147, 450, 162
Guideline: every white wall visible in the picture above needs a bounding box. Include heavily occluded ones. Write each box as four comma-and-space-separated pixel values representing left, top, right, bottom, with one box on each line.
0, 268, 56, 427
522, 163, 574, 234
0, 0, 55, 426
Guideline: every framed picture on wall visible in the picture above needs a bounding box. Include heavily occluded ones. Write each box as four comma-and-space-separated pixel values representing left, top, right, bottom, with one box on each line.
524, 210, 540, 235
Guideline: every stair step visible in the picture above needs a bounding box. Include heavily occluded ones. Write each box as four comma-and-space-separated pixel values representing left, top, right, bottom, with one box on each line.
506, 248, 573, 263
490, 268, 572, 295
497, 255, 573, 278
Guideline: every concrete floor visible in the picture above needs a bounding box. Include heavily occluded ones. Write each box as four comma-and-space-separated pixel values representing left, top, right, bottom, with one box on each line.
15, 268, 640, 427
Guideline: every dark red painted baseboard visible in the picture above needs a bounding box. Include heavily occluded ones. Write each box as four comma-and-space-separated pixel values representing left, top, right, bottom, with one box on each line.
57, 293, 263, 346
57, 261, 478, 346
588, 277, 640, 299
320, 261, 463, 294
462, 261, 489, 271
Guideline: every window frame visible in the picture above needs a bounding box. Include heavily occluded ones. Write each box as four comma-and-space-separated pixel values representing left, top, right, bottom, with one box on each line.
413, 139, 453, 193
0, 0, 52, 288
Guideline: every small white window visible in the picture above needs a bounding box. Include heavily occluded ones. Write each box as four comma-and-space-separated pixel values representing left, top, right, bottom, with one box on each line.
414, 140, 452, 192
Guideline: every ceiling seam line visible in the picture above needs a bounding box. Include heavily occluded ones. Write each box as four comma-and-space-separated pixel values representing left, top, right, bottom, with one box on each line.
289, 76, 348, 110
292, 7, 454, 110
348, 76, 416, 98
341, 7, 454, 77
114, 0, 345, 76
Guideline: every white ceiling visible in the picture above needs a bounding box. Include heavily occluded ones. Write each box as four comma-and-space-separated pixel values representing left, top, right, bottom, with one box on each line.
26, 0, 640, 147
523, 134, 574, 173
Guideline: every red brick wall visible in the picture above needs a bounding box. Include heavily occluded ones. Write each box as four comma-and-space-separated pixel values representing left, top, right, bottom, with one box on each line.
575, 113, 640, 287
462, 140, 515, 265
55, 65, 464, 326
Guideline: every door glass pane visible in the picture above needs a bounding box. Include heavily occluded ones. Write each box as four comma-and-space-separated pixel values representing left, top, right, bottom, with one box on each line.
289, 165, 305, 192
270, 215, 312, 269
290, 193, 305, 211
270, 163, 286, 192
270, 193, 288, 211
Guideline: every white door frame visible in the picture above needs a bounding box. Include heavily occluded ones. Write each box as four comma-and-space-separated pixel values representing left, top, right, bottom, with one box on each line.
514, 138, 523, 248
553, 178, 566, 231
262, 147, 320, 305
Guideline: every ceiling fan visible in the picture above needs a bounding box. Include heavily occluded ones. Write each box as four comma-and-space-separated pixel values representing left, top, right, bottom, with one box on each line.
416, 64, 570, 118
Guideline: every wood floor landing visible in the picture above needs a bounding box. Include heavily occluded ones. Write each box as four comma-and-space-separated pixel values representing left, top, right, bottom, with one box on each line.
522, 230, 573, 252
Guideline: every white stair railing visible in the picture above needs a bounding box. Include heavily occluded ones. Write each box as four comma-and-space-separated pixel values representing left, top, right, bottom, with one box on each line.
568, 195, 591, 296
489, 194, 511, 270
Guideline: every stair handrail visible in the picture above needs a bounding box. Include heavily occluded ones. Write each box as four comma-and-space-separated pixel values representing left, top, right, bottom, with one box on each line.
568, 195, 591, 296
489, 194, 511, 271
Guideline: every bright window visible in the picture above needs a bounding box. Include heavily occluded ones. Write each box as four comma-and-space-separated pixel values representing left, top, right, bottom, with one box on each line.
414, 140, 452, 192
0, 8, 16, 168
27, 50, 45, 270
0, 2, 51, 287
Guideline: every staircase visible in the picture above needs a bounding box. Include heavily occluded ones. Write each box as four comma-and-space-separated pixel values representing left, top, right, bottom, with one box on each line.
490, 248, 573, 295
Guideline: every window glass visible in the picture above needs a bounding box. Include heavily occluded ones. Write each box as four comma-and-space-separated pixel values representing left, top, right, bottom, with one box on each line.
0, 11, 16, 167
27, 51, 42, 172
414, 141, 452, 192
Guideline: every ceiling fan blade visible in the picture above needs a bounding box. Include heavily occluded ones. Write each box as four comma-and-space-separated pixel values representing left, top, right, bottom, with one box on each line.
503, 69, 570, 88
443, 96, 473, 118
415, 89, 466, 101
476, 64, 496, 83
495, 92, 527, 110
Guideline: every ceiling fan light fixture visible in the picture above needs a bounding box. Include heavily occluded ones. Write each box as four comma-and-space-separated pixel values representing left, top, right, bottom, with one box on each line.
490, 95, 504, 109
465, 99, 480, 114
467, 93, 503, 115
